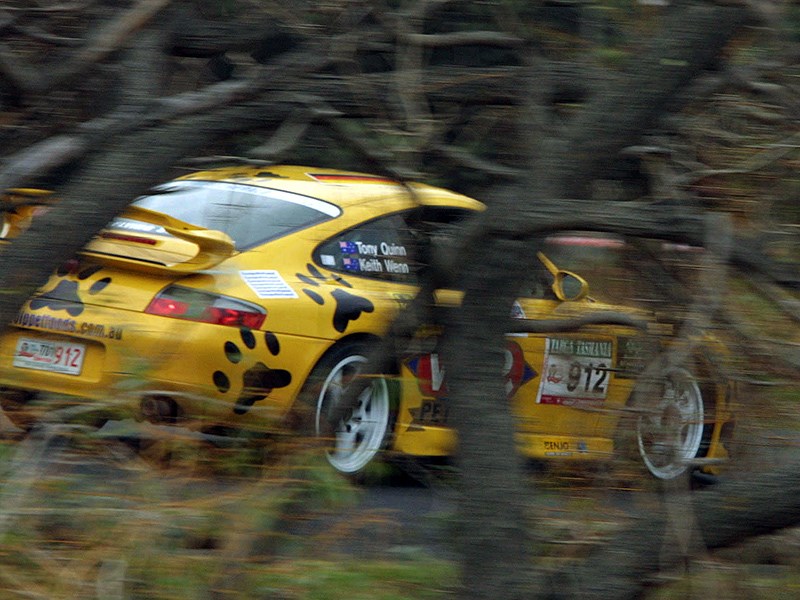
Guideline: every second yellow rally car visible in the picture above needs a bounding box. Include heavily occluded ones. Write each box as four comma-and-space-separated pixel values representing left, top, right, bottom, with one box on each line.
0, 166, 733, 479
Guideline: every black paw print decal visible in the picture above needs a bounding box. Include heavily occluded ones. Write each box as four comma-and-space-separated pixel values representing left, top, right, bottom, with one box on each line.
30, 263, 111, 316
213, 327, 292, 415
297, 263, 374, 333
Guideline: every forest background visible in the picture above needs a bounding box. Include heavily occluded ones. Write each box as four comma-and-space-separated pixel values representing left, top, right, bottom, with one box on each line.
0, 1, 799, 599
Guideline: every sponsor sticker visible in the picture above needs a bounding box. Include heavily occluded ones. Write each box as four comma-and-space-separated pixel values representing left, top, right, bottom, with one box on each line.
405, 341, 536, 402
536, 337, 612, 406
240, 270, 298, 299
14, 311, 123, 340
616, 336, 656, 378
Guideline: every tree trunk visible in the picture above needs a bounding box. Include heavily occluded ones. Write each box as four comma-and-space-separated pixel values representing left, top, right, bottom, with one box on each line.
444, 233, 543, 599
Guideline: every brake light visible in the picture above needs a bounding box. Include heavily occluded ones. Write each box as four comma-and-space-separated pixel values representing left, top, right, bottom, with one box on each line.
145, 285, 266, 329
147, 297, 189, 316
100, 232, 158, 245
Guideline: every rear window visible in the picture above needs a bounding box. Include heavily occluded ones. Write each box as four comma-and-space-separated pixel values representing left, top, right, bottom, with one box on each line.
110, 180, 341, 249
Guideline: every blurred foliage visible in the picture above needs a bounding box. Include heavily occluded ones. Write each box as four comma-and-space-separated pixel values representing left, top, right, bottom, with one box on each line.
0, 425, 459, 599
0, 1, 799, 599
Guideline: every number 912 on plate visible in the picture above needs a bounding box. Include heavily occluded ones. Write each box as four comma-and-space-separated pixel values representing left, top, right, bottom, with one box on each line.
13, 337, 86, 375
537, 337, 612, 406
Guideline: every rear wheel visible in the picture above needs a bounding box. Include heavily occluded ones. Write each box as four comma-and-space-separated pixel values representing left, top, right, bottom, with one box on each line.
302, 343, 394, 475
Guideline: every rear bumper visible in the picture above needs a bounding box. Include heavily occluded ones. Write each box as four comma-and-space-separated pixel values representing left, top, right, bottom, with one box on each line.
0, 307, 327, 428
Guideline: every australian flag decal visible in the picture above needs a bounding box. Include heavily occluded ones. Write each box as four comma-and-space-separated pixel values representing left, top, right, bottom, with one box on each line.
342, 257, 360, 272
339, 241, 358, 254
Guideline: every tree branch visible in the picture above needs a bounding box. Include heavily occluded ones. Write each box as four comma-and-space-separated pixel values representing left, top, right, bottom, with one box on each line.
402, 31, 524, 48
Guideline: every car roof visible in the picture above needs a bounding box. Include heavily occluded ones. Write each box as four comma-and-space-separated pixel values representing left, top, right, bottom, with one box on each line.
176, 165, 485, 212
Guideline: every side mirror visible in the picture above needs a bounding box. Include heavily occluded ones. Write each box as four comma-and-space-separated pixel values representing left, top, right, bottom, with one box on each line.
537, 251, 590, 302
552, 270, 589, 301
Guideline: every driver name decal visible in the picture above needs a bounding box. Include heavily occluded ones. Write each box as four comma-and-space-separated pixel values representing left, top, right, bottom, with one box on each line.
536, 337, 612, 406
338, 239, 411, 274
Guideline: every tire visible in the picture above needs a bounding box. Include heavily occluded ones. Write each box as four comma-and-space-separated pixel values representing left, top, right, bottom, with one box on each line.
301, 342, 395, 476
634, 365, 712, 480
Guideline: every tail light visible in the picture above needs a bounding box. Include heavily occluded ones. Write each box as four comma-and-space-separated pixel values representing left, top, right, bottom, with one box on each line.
145, 285, 266, 329
99, 231, 158, 245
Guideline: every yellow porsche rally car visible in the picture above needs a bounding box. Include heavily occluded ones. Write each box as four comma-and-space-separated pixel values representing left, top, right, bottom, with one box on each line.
0, 166, 733, 479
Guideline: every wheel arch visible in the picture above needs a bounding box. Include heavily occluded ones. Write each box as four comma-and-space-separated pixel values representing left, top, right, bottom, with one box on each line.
691, 345, 735, 466
316, 333, 402, 412
313, 332, 399, 375
292, 332, 399, 419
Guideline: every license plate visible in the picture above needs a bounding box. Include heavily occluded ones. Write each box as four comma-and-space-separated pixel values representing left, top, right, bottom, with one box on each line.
13, 338, 86, 375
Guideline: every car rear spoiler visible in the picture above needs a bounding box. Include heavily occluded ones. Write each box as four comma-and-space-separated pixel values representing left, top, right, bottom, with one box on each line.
81, 205, 236, 275
0, 188, 55, 239
1, 188, 54, 206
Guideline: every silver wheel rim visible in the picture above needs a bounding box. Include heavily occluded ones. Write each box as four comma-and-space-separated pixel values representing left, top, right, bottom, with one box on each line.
314, 354, 390, 474
637, 367, 705, 480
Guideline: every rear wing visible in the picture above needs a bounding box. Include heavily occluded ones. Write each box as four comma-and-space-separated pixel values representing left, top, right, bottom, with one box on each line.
81, 205, 236, 275
1, 190, 237, 274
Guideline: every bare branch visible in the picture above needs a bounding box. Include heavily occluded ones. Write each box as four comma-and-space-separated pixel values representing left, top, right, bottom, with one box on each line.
549, 5, 755, 199
683, 131, 800, 184
4, 2, 94, 12
10, 23, 82, 46
246, 113, 314, 162
0, 43, 45, 94
431, 143, 523, 178
0, 136, 88, 192
402, 31, 524, 48
0, 0, 172, 98
0, 38, 333, 190
508, 312, 648, 334
46, 0, 173, 91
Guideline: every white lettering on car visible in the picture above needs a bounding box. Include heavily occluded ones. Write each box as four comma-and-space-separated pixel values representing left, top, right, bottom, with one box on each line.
380, 242, 407, 256
355, 241, 379, 256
